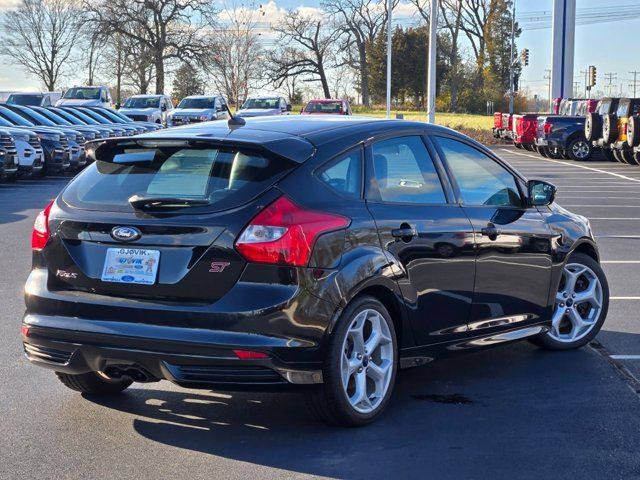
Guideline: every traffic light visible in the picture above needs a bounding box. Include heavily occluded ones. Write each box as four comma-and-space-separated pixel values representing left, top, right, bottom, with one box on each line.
589, 65, 597, 87
521, 48, 529, 66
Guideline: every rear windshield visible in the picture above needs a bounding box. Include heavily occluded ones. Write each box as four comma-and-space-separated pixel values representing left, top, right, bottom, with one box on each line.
304, 102, 343, 113
62, 144, 295, 213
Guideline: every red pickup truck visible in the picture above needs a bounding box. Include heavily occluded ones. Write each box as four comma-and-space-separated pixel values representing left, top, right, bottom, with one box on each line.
511, 114, 539, 150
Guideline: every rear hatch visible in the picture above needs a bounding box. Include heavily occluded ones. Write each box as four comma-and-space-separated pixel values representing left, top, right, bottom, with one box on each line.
45, 138, 299, 303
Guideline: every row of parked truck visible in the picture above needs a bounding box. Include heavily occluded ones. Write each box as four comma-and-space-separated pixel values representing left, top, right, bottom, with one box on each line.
493, 97, 640, 164
0, 104, 163, 181
0, 86, 355, 181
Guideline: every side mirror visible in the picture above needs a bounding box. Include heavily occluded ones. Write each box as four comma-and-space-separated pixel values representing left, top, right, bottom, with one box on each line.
161, 104, 167, 111
528, 180, 556, 206
286, 104, 292, 112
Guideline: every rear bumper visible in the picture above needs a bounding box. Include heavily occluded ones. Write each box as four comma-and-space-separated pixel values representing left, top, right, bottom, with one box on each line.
22, 314, 324, 389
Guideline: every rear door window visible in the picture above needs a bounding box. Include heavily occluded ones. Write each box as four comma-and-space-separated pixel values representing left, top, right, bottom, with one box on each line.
370, 136, 446, 205
62, 144, 296, 213
317, 149, 362, 199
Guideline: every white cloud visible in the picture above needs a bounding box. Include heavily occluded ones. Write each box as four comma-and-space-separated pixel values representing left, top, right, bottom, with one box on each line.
0, 0, 21, 9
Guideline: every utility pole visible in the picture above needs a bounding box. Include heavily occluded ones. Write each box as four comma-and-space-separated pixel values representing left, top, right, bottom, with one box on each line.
544, 69, 551, 111
573, 81, 580, 97
604, 72, 617, 96
508, 0, 516, 114
629, 71, 640, 98
580, 69, 588, 97
385, 0, 393, 119
426, 0, 438, 123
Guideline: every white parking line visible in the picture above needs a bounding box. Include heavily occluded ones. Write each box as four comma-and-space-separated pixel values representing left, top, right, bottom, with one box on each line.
610, 355, 640, 360
588, 218, 640, 220
601, 261, 640, 264
502, 149, 640, 183
596, 235, 640, 238
610, 296, 640, 300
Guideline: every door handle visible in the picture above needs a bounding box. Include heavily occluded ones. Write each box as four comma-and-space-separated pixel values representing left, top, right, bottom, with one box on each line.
391, 226, 418, 240
481, 224, 499, 240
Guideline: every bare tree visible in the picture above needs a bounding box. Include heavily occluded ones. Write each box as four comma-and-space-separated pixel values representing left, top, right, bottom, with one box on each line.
85, 0, 216, 93
206, 1, 264, 106
322, 0, 397, 106
83, 31, 107, 86
1, 0, 84, 91
268, 10, 341, 99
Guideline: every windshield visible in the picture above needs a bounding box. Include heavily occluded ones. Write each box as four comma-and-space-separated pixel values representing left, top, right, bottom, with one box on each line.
94, 108, 132, 123
177, 98, 216, 109
63, 108, 99, 125
52, 108, 87, 125
242, 98, 279, 110
123, 97, 160, 109
0, 107, 34, 126
7, 94, 43, 106
304, 101, 343, 113
62, 144, 295, 213
63, 87, 101, 100
33, 107, 72, 125
13, 107, 55, 126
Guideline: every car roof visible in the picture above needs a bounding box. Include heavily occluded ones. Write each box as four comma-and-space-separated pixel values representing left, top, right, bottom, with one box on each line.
183, 95, 218, 99
128, 94, 163, 98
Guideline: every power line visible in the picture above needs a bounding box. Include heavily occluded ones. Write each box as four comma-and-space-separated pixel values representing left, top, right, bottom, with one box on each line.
630, 71, 640, 98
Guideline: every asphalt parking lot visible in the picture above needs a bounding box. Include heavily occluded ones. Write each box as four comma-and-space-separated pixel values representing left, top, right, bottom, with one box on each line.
1, 148, 639, 480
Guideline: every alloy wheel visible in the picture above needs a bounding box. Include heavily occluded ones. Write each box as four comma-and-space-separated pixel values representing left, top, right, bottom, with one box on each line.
571, 140, 590, 160
549, 263, 603, 343
340, 308, 394, 414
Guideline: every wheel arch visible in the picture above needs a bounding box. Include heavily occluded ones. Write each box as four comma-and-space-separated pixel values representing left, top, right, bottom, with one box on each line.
326, 275, 415, 350
570, 238, 600, 263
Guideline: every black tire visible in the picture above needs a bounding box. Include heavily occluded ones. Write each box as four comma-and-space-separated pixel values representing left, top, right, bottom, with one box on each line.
612, 149, 627, 164
56, 371, 132, 395
622, 149, 639, 165
531, 252, 609, 351
515, 143, 523, 150
602, 114, 618, 144
537, 146, 548, 157
560, 149, 571, 160
585, 112, 601, 142
634, 150, 640, 165
545, 146, 562, 159
601, 149, 616, 162
523, 144, 534, 152
305, 295, 398, 427
567, 137, 592, 161
627, 115, 640, 147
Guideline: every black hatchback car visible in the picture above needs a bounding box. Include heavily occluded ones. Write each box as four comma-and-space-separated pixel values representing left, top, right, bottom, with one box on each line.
23, 116, 609, 426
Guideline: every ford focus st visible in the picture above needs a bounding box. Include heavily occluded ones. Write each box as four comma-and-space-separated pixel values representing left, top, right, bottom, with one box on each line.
22, 116, 609, 426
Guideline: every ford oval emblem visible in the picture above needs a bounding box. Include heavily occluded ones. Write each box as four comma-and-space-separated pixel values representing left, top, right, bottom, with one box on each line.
111, 226, 141, 242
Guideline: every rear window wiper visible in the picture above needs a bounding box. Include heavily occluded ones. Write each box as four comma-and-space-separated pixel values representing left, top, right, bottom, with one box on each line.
128, 194, 210, 210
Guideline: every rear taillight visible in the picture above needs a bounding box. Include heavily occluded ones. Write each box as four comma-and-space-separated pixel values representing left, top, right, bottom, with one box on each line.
235, 196, 350, 267
544, 122, 554, 135
31, 200, 53, 251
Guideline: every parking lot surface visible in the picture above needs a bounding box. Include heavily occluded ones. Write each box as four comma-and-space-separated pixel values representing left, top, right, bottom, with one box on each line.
1, 149, 639, 480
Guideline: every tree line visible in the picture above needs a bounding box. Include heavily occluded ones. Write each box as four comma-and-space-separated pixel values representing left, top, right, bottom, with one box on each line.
0, 0, 519, 113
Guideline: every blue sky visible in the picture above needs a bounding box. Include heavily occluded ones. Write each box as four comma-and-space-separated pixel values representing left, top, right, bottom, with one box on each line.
1, 0, 639, 100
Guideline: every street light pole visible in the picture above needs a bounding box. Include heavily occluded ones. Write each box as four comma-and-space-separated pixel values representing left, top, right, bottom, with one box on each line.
426, 0, 438, 123
508, 0, 516, 114
385, 0, 393, 119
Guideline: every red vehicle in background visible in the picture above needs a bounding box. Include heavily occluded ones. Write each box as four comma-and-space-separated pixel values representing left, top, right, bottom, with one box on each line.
301, 99, 352, 115
512, 114, 539, 150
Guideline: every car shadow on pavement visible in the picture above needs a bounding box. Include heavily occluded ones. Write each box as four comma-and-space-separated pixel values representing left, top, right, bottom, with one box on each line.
82, 341, 640, 479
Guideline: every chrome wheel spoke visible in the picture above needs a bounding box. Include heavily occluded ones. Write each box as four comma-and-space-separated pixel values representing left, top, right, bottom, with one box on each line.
340, 308, 394, 414
548, 263, 603, 343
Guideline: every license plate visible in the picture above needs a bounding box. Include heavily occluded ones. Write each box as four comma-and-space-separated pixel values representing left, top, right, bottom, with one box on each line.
101, 248, 160, 285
